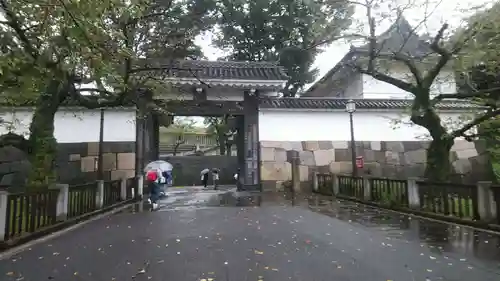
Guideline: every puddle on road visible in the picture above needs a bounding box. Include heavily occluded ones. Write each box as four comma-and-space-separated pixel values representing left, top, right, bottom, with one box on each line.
305, 194, 500, 264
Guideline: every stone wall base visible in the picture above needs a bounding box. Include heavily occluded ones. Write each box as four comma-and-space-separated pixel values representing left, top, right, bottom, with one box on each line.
260, 140, 493, 192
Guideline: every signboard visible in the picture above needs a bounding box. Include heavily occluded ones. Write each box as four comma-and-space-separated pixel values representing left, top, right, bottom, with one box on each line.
356, 156, 364, 168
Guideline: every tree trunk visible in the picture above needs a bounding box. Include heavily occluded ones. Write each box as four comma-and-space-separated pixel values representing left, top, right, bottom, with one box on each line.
218, 134, 226, 155
424, 137, 454, 182
27, 80, 66, 189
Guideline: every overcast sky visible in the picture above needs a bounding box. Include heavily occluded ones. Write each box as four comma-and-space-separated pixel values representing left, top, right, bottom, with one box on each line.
195, 0, 491, 87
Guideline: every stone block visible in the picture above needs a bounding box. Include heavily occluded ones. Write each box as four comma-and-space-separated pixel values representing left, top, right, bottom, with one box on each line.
110, 170, 125, 180
87, 142, 99, 156
260, 162, 291, 181
404, 164, 426, 178
313, 149, 335, 166
404, 149, 427, 164
364, 162, 382, 177
299, 151, 315, 166
318, 141, 334, 150
289, 141, 303, 151
275, 148, 287, 163
316, 165, 330, 174
334, 149, 352, 162
69, 154, 81, 161
331, 141, 349, 149
329, 161, 352, 174
385, 151, 400, 164
362, 149, 376, 162
81, 156, 97, 172
260, 141, 281, 148
260, 147, 275, 162
402, 141, 425, 151
299, 165, 309, 182
451, 140, 475, 151
382, 165, 398, 178
360, 142, 371, 149
452, 159, 472, 174
102, 153, 117, 171
302, 141, 320, 151
455, 148, 478, 159
117, 153, 135, 170
385, 141, 405, 152
370, 141, 381, 151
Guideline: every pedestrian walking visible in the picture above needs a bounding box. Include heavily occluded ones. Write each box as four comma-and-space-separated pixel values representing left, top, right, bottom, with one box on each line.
200, 168, 210, 188
145, 169, 164, 210
212, 168, 220, 190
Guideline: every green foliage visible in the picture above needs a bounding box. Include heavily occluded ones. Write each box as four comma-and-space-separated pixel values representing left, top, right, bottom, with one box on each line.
341, 1, 500, 181
203, 116, 233, 155
213, 0, 354, 96
0, 0, 217, 188
456, 2, 500, 182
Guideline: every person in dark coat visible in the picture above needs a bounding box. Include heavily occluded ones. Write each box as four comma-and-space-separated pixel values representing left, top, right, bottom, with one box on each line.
201, 169, 209, 188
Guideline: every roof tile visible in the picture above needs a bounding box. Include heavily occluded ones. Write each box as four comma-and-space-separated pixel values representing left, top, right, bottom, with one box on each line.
140, 59, 289, 81
259, 97, 480, 110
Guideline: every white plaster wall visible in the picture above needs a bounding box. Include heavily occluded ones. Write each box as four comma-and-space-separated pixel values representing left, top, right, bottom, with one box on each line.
361, 70, 456, 99
258, 109, 473, 141
0, 108, 136, 143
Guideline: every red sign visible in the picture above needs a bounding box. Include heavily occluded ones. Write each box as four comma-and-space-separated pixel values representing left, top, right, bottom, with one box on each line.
356, 156, 364, 168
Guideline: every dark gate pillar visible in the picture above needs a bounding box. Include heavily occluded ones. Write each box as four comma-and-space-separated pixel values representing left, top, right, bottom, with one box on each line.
240, 89, 260, 191
236, 115, 245, 190
151, 114, 160, 160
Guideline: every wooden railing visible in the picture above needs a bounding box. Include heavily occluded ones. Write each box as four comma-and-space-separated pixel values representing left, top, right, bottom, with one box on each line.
313, 173, 491, 225
1, 177, 142, 244
418, 181, 479, 220
103, 180, 121, 207
4, 190, 59, 240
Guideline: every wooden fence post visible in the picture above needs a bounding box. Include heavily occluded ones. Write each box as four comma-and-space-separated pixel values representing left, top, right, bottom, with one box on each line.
312, 172, 318, 193
50, 184, 69, 221
120, 178, 127, 201
137, 175, 144, 199
407, 177, 420, 209
363, 177, 371, 201
290, 151, 300, 192
477, 181, 496, 222
0, 191, 8, 241
332, 174, 339, 195
96, 180, 104, 209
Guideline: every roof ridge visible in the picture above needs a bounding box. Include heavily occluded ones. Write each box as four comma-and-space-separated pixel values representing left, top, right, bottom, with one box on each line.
178, 59, 280, 67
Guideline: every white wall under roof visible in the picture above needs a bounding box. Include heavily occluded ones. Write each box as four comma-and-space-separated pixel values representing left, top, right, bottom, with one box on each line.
258, 109, 473, 141
0, 108, 136, 143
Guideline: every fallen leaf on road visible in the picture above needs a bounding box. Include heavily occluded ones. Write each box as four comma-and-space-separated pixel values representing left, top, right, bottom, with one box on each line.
254, 250, 264, 255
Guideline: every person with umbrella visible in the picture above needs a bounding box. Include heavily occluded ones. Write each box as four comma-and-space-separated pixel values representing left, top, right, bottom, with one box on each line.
144, 160, 173, 210
200, 168, 210, 188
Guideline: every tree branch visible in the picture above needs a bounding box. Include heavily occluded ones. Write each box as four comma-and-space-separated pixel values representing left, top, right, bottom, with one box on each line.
353, 65, 417, 93
0, 0, 38, 59
422, 24, 450, 89
351, 49, 424, 87
451, 108, 500, 138
433, 86, 500, 101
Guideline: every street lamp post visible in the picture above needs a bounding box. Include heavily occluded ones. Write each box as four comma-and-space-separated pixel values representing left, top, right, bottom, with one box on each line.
97, 103, 105, 180
345, 99, 357, 177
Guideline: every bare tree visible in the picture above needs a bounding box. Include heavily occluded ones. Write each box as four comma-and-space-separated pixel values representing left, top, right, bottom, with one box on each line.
325, 0, 499, 181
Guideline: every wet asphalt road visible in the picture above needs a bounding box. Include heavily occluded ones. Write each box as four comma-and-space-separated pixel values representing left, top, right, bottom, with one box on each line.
3, 186, 500, 281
